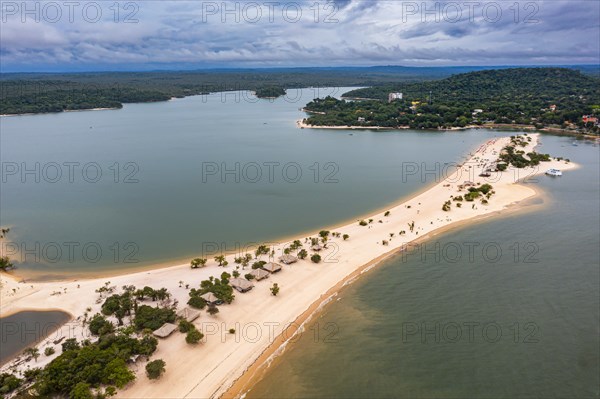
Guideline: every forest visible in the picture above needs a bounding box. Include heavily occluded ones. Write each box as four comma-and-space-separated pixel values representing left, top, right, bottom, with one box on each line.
1, 65, 598, 116
254, 86, 287, 98
302, 68, 600, 133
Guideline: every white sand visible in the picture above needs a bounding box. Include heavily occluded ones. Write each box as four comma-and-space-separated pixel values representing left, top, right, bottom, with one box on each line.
0, 134, 576, 398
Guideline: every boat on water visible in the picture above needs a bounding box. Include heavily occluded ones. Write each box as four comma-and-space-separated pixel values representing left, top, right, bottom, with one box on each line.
546, 168, 563, 176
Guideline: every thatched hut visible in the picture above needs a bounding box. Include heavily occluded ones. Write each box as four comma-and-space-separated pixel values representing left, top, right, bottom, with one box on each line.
250, 269, 270, 281
262, 262, 282, 273
230, 278, 255, 293
177, 307, 201, 322
279, 254, 298, 264
152, 323, 178, 338
200, 292, 220, 305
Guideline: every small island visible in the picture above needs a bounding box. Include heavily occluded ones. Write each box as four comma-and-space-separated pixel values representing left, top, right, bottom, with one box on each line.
254, 86, 287, 99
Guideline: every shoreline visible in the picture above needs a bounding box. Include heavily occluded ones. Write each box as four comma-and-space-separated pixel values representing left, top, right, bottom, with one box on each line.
0, 107, 121, 118
1, 134, 476, 283
297, 119, 599, 138
222, 183, 550, 399
0, 309, 74, 367
0, 134, 577, 399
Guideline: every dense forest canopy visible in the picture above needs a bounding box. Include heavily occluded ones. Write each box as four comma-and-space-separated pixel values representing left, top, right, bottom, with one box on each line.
302, 68, 600, 133
0, 65, 598, 115
255, 86, 287, 98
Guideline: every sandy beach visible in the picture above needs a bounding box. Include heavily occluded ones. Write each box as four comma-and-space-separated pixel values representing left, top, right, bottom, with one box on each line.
297, 119, 405, 130
297, 119, 598, 138
0, 133, 576, 398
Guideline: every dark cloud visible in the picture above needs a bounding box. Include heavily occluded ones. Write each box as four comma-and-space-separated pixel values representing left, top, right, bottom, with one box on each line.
0, 0, 598, 71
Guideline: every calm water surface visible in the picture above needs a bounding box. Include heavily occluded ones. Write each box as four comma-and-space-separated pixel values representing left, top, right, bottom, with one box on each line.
248, 136, 600, 399
0, 310, 71, 365
3, 88, 510, 279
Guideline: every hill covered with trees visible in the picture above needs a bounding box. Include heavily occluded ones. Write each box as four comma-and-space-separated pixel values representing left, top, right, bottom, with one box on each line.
1, 66, 597, 116
0, 67, 453, 115
302, 68, 600, 133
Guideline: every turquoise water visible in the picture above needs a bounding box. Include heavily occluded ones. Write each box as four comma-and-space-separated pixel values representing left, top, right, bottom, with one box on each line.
2, 88, 508, 279
248, 135, 600, 399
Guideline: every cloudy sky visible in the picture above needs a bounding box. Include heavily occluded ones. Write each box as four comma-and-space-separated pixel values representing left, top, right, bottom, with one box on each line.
1, 0, 599, 72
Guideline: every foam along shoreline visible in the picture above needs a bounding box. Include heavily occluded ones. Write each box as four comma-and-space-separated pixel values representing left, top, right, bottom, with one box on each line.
0, 134, 576, 398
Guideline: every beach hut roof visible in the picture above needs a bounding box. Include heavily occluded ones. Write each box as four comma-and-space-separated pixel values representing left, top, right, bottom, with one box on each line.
200, 292, 219, 303
230, 278, 255, 292
152, 323, 178, 338
177, 306, 201, 322
311, 244, 323, 251
262, 262, 282, 273
250, 269, 270, 280
279, 254, 298, 264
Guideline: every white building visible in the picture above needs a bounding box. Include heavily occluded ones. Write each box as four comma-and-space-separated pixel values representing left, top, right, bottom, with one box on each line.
388, 92, 403, 102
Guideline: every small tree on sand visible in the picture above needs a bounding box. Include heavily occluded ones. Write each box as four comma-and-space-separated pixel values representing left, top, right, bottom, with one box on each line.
186, 329, 204, 344
24, 347, 40, 362
270, 283, 280, 296
146, 359, 166, 380
190, 258, 207, 269
207, 304, 220, 316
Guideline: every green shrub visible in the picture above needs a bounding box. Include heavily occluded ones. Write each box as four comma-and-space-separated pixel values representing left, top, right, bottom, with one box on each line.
187, 295, 207, 310
146, 359, 166, 380
179, 320, 194, 333
186, 329, 204, 344
134, 305, 176, 331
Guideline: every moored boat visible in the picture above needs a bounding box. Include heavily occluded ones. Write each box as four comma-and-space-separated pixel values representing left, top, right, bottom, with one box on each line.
546, 168, 563, 176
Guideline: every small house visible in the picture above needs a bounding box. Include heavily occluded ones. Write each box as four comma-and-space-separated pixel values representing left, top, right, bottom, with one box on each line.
177, 307, 201, 322
279, 254, 298, 264
250, 269, 270, 281
200, 292, 221, 305
230, 278, 255, 293
262, 262, 282, 273
153, 323, 178, 338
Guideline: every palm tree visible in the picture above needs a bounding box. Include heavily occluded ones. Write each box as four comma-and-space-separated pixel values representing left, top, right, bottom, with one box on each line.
24, 347, 39, 362
214, 255, 226, 266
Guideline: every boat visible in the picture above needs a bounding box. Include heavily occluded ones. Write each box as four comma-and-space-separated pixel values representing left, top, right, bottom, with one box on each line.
545, 168, 563, 176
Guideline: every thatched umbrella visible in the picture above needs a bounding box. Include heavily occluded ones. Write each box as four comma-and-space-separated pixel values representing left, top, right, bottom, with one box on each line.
177, 307, 201, 322
250, 269, 270, 281
230, 278, 255, 293
262, 262, 283, 273
201, 292, 219, 304
279, 254, 298, 264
